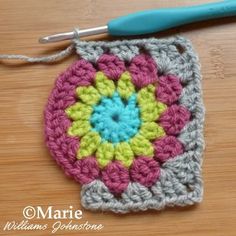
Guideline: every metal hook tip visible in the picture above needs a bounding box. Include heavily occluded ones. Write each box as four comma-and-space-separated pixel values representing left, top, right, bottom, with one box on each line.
38, 37, 49, 44
38, 26, 108, 44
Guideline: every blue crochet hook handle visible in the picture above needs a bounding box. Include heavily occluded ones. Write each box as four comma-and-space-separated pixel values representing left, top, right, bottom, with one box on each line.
39, 0, 236, 43
108, 0, 236, 36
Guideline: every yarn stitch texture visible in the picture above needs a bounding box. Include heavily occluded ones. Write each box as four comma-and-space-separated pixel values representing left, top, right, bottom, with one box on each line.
44, 37, 205, 213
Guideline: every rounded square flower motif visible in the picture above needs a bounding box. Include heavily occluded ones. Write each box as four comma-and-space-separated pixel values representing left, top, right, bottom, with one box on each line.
44, 37, 204, 213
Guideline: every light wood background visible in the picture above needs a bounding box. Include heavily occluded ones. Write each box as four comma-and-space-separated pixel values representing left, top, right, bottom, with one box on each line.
0, 0, 236, 235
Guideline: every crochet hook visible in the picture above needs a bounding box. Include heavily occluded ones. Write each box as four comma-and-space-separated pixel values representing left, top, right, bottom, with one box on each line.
39, 0, 236, 43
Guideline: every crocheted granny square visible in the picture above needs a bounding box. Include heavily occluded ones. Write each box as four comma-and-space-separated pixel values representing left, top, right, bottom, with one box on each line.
44, 37, 205, 213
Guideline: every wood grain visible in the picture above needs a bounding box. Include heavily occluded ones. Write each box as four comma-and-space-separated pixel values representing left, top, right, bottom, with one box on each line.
0, 0, 236, 235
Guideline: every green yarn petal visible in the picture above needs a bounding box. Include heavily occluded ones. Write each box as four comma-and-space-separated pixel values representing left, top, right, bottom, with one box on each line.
68, 120, 91, 137
96, 142, 114, 168
115, 142, 134, 168
129, 134, 154, 157
137, 84, 156, 105
76, 86, 101, 105
77, 131, 101, 159
117, 72, 135, 100
95, 72, 115, 97
137, 85, 167, 121
65, 102, 93, 121
140, 122, 165, 140
140, 102, 159, 122
156, 101, 167, 115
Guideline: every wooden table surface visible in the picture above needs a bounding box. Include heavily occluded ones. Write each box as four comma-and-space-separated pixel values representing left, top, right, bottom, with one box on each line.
0, 0, 236, 235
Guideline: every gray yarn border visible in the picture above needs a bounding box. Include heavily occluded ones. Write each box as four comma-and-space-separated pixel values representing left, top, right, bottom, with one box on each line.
74, 36, 205, 213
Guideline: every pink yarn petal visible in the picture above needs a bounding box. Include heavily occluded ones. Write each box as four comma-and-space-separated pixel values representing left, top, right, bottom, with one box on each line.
46, 60, 95, 179
130, 157, 160, 187
101, 161, 129, 194
74, 157, 100, 184
129, 54, 158, 89
66, 59, 96, 86
156, 75, 182, 105
97, 54, 126, 80
153, 136, 184, 163
159, 105, 191, 135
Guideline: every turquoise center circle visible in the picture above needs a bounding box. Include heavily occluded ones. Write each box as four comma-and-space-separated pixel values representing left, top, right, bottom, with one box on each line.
90, 92, 141, 143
